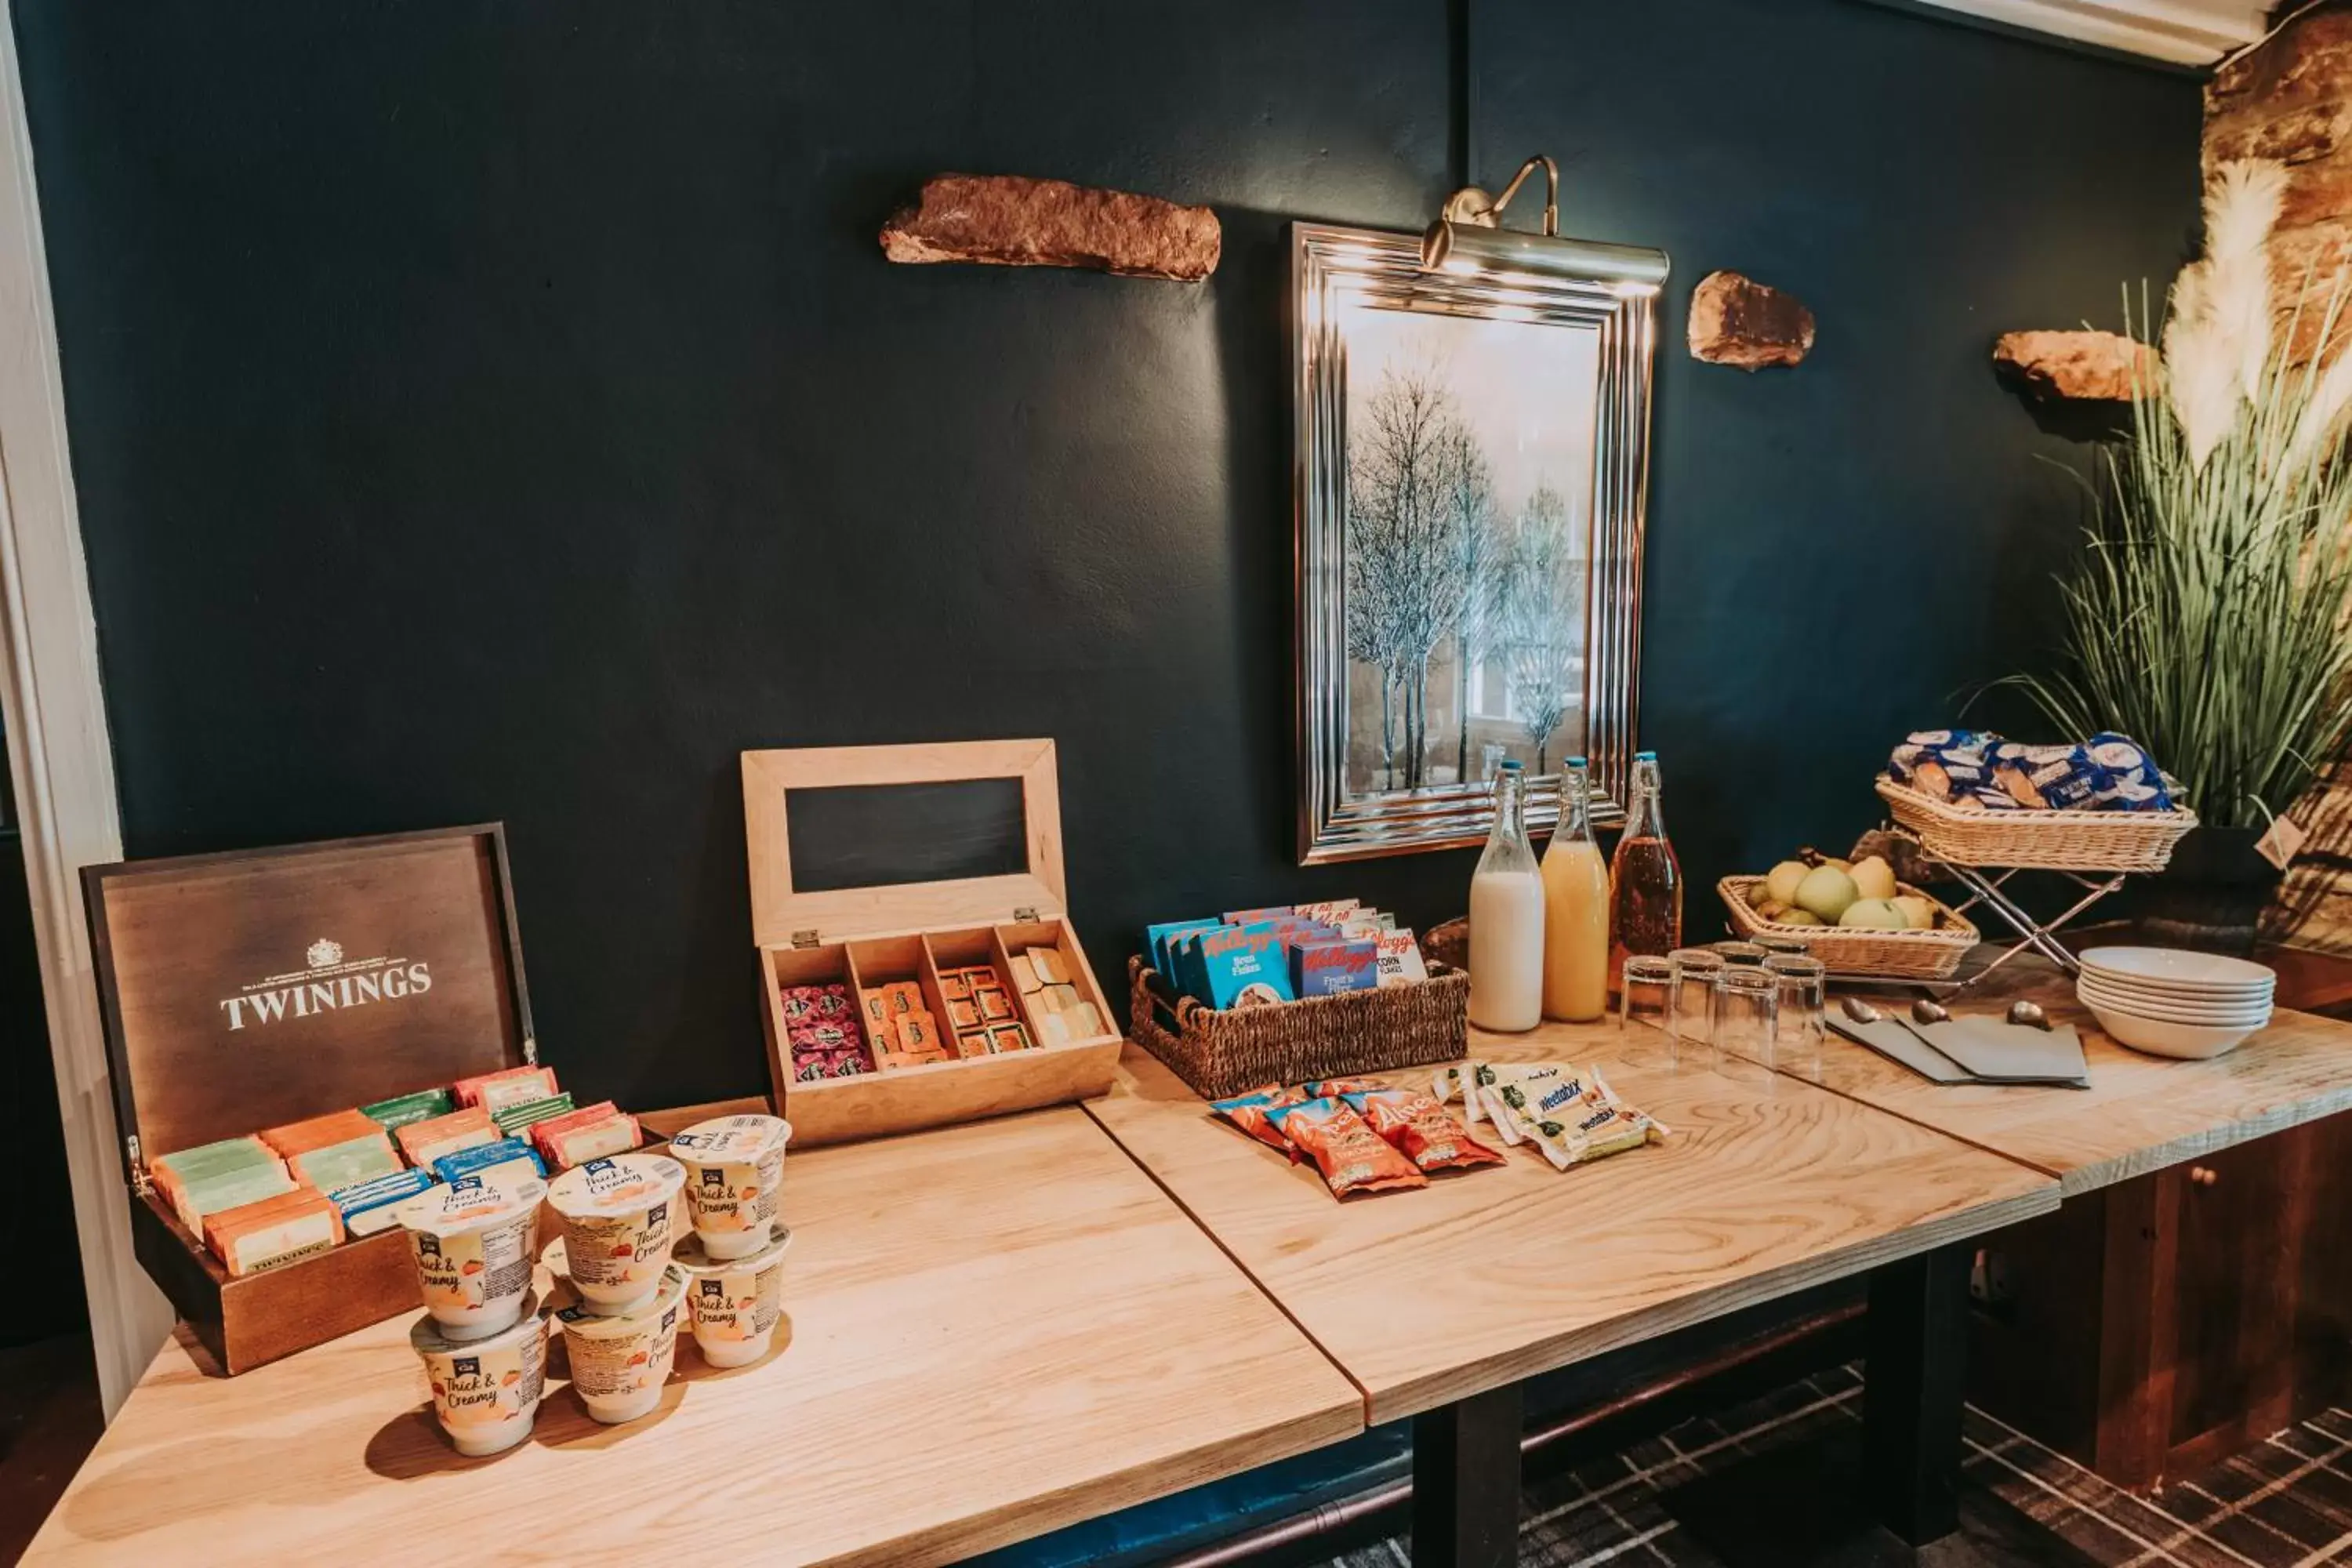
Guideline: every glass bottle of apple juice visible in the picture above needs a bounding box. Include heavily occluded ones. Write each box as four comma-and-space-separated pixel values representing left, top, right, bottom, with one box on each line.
1540, 757, 1610, 1022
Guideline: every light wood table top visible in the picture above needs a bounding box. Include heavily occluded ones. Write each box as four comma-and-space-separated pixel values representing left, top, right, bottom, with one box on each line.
1085, 1026, 2056, 1425
1779, 960, 2352, 1199
26, 1108, 1362, 1568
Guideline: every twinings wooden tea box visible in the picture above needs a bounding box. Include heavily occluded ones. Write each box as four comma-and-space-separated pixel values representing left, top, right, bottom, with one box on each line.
84, 825, 541, 1374
742, 739, 1121, 1145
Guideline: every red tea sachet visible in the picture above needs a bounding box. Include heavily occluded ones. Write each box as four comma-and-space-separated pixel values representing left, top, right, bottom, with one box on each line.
1268, 1098, 1425, 1196
1356, 1087, 1505, 1174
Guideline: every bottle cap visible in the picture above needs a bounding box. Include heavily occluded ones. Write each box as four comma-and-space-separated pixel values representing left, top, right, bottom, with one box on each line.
1565, 756, 1588, 768
1497, 759, 1523, 771
1634, 750, 1657, 761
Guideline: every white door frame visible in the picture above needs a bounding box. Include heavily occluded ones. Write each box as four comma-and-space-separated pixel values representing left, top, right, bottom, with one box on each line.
0, 2, 172, 1417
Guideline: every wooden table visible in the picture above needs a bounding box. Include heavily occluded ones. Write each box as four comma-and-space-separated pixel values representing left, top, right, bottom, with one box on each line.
1085, 1025, 2059, 1561
1801, 960, 2352, 1196
24, 1108, 1363, 1567
1780, 958, 2352, 1488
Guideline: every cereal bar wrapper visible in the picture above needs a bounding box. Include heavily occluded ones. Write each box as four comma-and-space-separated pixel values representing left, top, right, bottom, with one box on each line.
1514, 1068, 1664, 1171
1210, 1087, 1303, 1161
1265, 1098, 1426, 1197
2085, 732, 2175, 811
1355, 1088, 1504, 1174
1468, 1062, 1570, 1142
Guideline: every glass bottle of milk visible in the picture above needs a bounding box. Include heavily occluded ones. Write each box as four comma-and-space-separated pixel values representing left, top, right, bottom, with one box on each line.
1468, 760, 1545, 1033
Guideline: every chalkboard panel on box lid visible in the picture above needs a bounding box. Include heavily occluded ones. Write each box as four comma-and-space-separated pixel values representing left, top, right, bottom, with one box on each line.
82, 824, 536, 1374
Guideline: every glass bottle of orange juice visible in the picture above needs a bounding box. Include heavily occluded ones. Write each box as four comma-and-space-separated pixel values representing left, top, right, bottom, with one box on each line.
1540, 757, 1610, 1021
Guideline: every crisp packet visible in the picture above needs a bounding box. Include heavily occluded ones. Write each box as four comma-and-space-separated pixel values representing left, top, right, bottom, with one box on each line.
1265, 1098, 1425, 1196
1354, 1088, 1504, 1174
1303, 1078, 1381, 1099
1210, 1087, 1303, 1160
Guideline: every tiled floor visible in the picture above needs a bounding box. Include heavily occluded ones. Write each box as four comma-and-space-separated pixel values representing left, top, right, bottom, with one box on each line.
1319, 1367, 2352, 1568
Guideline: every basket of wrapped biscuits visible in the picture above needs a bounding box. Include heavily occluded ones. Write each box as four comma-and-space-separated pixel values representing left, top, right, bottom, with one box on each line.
1875, 729, 2198, 873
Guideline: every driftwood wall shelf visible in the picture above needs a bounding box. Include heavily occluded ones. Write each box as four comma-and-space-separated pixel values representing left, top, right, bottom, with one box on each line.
1687, 270, 1814, 368
879, 173, 1220, 281
1993, 330, 2153, 401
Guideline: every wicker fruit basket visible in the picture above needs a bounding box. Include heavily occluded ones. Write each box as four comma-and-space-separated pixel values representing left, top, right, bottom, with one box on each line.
1875, 777, 2197, 873
1127, 956, 1468, 1102
1717, 875, 1977, 981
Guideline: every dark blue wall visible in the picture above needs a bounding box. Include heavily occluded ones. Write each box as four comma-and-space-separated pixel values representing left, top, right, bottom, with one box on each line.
12, 0, 2199, 1108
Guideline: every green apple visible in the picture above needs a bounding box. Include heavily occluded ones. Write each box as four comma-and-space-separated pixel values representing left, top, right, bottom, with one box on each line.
1795, 865, 1860, 923
1779, 909, 1824, 927
1838, 898, 1910, 930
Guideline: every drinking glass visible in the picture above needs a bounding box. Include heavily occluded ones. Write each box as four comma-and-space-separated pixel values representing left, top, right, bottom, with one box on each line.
1710, 941, 1769, 967
1714, 966, 1779, 1080
1666, 948, 1723, 1063
1754, 935, 1812, 960
1765, 954, 1828, 1080
1617, 955, 1679, 1068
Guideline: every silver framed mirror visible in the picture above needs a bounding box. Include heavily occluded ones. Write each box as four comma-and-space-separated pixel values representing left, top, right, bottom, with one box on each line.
1293, 219, 1666, 864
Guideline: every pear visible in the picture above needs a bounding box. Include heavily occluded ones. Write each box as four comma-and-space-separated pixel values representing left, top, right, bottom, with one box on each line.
1891, 895, 1935, 930
1780, 909, 1824, 927
1838, 898, 1910, 931
1764, 859, 1809, 906
1756, 897, 1791, 921
1795, 864, 1860, 923
1849, 855, 1897, 902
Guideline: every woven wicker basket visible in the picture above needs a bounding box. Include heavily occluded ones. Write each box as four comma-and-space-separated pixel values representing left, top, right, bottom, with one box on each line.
1717, 875, 1977, 982
1126, 956, 1468, 1102
1875, 777, 2198, 873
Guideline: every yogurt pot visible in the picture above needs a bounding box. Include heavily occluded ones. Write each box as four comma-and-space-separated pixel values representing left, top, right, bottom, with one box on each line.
394, 1174, 548, 1341
672, 1225, 792, 1368
550, 1262, 686, 1424
664, 1113, 791, 1261
545, 1152, 685, 1315
410, 1290, 549, 1457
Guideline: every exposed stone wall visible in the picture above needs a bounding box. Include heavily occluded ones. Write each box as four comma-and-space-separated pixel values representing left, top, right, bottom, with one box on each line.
2211, 5, 2352, 949
2208, 5, 2352, 344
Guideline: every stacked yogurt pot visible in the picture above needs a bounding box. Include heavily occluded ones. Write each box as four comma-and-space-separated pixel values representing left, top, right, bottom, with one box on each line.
390, 1112, 795, 1454
2075, 946, 2277, 1061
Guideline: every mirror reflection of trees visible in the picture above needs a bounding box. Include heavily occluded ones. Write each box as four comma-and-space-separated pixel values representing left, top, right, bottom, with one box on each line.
1345, 361, 1583, 790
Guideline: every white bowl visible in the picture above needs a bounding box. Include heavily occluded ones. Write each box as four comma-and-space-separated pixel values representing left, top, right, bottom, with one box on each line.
2082, 1000, 2259, 1059
2078, 946, 2277, 992
2076, 980, 2274, 1027
2089, 987, 2267, 1034
2076, 970, 2273, 1007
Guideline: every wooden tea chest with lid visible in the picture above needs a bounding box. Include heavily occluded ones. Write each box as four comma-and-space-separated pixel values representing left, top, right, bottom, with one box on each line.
742, 739, 1122, 1146
83, 824, 541, 1374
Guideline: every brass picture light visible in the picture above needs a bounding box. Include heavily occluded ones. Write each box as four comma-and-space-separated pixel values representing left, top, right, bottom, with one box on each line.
1421, 154, 1670, 292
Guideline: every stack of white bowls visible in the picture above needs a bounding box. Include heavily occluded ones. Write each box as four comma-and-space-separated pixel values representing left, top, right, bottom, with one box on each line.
2076, 946, 2276, 1060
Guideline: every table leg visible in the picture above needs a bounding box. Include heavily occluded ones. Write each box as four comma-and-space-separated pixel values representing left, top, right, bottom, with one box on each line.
1412, 1381, 1523, 1568
1864, 1240, 1973, 1546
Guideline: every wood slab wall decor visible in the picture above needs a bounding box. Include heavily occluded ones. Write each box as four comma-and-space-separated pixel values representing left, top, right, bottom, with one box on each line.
879, 173, 1220, 281
1991, 329, 2154, 401
1686, 270, 1814, 368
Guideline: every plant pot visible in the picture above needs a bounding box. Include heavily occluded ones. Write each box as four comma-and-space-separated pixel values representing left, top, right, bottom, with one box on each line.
2135, 826, 2283, 955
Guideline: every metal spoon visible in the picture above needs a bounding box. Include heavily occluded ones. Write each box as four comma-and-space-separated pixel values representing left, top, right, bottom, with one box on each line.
1911, 998, 1951, 1025
1840, 996, 1885, 1025
2006, 999, 2053, 1032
